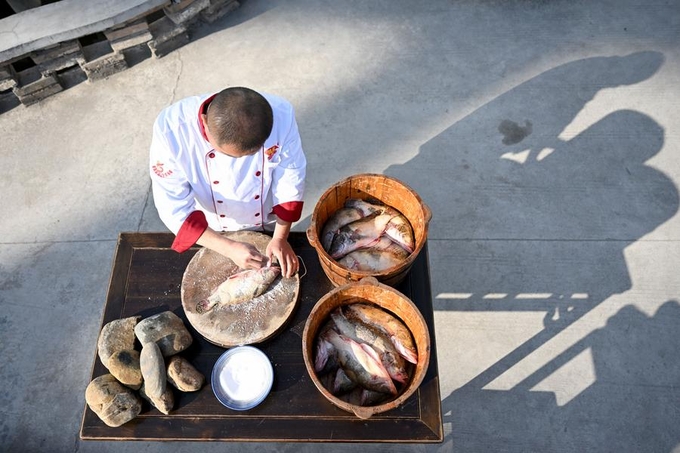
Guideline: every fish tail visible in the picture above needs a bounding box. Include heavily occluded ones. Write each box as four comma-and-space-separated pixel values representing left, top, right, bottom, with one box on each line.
196, 298, 216, 314
360, 389, 389, 406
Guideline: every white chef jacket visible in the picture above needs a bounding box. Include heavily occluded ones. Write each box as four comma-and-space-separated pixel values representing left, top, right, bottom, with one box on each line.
150, 92, 306, 252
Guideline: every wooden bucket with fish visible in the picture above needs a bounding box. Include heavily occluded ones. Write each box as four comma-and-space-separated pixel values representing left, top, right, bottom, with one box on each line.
307, 173, 431, 287
301, 277, 430, 419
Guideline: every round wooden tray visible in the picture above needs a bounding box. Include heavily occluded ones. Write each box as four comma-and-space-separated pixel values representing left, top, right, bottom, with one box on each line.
181, 231, 300, 348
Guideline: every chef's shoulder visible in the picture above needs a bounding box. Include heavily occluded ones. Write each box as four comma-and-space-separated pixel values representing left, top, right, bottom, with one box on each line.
260, 92, 296, 122
153, 94, 208, 136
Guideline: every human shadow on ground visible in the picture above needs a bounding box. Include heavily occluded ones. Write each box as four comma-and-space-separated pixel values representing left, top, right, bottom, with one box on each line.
445, 301, 680, 452
383, 51, 680, 451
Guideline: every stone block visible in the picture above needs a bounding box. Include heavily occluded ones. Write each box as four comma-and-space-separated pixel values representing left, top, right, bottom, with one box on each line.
79, 41, 128, 82
148, 17, 189, 58
200, 0, 239, 24
148, 32, 189, 58
104, 20, 153, 52
0, 89, 21, 114
13, 66, 63, 106
31, 40, 83, 73
0, 65, 17, 91
81, 52, 128, 82
56, 65, 88, 89
163, 0, 210, 26
14, 65, 42, 89
12, 70, 63, 106
164, 0, 195, 14
121, 44, 152, 67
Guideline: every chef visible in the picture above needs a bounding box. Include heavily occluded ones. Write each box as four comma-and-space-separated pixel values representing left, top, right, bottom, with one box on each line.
150, 86, 306, 278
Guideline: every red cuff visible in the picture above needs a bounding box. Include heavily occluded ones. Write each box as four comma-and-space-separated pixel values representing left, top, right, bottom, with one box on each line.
272, 201, 304, 223
172, 211, 208, 253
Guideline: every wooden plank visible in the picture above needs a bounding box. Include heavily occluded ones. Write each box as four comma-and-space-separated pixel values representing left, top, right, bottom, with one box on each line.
80, 232, 443, 442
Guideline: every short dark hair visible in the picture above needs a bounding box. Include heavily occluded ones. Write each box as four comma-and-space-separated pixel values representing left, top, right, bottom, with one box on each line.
206, 87, 273, 154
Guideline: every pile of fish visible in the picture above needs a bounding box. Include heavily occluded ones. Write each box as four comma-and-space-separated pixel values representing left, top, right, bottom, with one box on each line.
321, 198, 415, 272
196, 266, 280, 314
313, 302, 418, 406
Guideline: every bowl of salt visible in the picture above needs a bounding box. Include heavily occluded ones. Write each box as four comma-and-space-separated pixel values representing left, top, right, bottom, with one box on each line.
211, 346, 274, 410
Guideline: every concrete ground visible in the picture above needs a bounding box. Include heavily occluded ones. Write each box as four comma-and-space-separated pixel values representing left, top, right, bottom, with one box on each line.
1, 0, 680, 451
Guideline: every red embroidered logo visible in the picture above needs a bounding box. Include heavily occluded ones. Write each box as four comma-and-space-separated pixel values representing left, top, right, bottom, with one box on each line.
265, 144, 279, 160
152, 161, 173, 178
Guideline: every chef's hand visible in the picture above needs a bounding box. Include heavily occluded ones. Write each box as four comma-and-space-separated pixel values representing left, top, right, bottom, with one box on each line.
195, 228, 267, 269
224, 240, 268, 270
267, 237, 298, 278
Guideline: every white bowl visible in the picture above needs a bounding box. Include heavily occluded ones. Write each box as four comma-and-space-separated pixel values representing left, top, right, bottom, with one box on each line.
211, 346, 274, 410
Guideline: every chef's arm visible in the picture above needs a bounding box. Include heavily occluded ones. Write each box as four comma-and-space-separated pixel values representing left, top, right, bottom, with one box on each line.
196, 228, 267, 270
267, 218, 299, 278
272, 218, 292, 241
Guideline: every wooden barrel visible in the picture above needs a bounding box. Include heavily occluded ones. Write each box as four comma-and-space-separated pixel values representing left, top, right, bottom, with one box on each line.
301, 277, 431, 419
306, 173, 432, 287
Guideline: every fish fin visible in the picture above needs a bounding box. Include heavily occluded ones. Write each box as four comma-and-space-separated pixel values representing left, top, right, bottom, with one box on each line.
314, 339, 330, 372
195, 299, 210, 314
360, 389, 390, 406
392, 335, 418, 364
366, 236, 382, 248
359, 342, 382, 364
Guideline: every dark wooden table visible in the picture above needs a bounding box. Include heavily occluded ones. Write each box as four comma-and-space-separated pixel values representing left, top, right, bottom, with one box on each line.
80, 232, 442, 442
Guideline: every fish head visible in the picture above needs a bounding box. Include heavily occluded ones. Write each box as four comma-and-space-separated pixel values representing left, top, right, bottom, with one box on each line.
329, 233, 354, 259
263, 265, 281, 278
385, 216, 414, 253
344, 199, 382, 216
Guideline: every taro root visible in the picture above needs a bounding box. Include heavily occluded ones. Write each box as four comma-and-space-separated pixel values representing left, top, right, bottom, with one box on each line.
166, 356, 205, 392
139, 383, 174, 415
85, 374, 142, 427
139, 341, 166, 398
107, 349, 143, 390
97, 316, 141, 368
134, 311, 192, 357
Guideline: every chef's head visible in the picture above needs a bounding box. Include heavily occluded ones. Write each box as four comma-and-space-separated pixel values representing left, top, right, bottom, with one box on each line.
202, 87, 273, 158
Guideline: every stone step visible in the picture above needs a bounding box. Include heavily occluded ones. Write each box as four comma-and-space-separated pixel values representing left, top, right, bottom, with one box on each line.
12, 66, 63, 106
200, 0, 240, 24
79, 40, 128, 82
105, 20, 153, 53
147, 16, 189, 59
